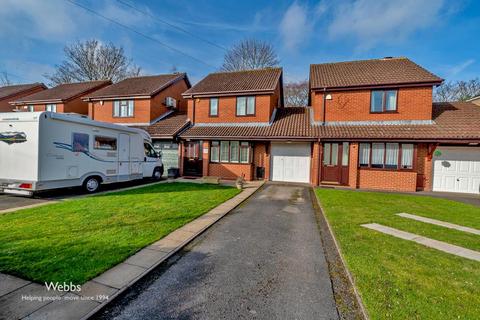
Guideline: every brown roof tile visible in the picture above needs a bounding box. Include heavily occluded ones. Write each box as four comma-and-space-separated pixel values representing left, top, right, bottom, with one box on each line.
319, 102, 480, 141
84, 74, 189, 100
137, 112, 189, 139
310, 57, 443, 90
180, 107, 316, 140
183, 68, 282, 97
181, 103, 479, 141
11, 80, 111, 104
0, 83, 46, 100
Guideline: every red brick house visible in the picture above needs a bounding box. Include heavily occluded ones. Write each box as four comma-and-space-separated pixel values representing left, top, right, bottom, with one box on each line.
310, 58, 479, 193
83, 73, 191, 173
179, 68, 315, 180
180, 59, 480, 194
0, 83, 46, 112
10, 80, 111, 114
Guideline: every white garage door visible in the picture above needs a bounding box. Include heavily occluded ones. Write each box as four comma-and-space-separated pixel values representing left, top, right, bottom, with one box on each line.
432, 147, 480, 194
271, 143, 311, 183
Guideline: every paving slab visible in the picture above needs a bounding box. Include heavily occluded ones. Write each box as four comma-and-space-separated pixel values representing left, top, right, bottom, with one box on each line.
147, 237, 183, 253
0, 273, 31, 297
24, 293, 99, 320
162, 229, 195, 242
181, 219, 213, 233
93, 263, 146, 289
397, 213, 480, 235
362, 223, 420, 241
77, 281, 117, 302
362, 223, 480, 262
124, 249, 170, 268
0, 283, 65, 320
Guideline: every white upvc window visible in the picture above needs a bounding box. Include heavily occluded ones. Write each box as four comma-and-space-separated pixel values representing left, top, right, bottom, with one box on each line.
46, 104, 57, 112
236, 96, 255, 116
359, 142, 415, 170
209, 98, 218, 116
113, 100, 134, 117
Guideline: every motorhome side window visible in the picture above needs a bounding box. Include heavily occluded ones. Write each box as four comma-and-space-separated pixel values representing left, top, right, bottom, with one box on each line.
113, 100, 134, 117
72, 133, 89, 152
144, 143, 157, 157
94, 136, 117, 150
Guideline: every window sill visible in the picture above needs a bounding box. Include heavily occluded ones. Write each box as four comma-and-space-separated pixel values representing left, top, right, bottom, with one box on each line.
369, 111, 398, 114
210, 162, 251, 165
358, 167, 415, 172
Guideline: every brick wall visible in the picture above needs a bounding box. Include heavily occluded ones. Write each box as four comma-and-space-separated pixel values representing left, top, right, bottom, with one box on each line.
21, 103, 66, 113
357, 169, 418, 192
188, 95, 273, 124
312, 86, 433, 122
348, 142, 359, 188
90, 79, 189, 123
90, 99, 151, 123
150, 79, 189, 119
415, 143, 433, 191
202, 141, 210, 176
311, 142, 320, 185
64, 97, 88, 114
208, 163, 253, 180
253, 142, 269, 180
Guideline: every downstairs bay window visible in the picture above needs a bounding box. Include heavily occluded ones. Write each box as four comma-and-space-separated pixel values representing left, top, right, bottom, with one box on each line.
359, 143, 414, 170
210, 141, 251, 164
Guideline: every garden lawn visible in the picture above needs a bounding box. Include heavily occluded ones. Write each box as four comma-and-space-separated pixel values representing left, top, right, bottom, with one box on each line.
0, 182, 240, 284
316, 188, 480, 320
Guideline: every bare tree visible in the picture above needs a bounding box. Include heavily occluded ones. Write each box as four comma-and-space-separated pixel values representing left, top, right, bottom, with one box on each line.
46, 40, 141, 85
0, 72, 12, 86
284, 81, 308, 107
434, 78, 480, 102
221, 39, 279, 71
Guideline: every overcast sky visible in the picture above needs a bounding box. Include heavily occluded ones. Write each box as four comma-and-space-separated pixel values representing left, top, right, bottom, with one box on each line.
0, 0, 479, 85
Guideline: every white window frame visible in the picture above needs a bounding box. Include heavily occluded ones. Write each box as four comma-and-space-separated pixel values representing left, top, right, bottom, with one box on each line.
114, 100, 134, 117
236, 96, 255, 116
46, 104, 57, 112
209, 98, 218, 116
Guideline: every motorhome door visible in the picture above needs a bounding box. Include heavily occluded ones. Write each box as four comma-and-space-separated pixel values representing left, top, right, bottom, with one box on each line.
118, 133, 130, 179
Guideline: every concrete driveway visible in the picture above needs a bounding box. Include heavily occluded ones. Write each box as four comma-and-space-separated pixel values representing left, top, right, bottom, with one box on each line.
97, 184, 338, 320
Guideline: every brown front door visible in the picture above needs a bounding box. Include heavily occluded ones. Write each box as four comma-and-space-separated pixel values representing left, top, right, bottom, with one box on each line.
321, 142, 349, 185
183, 141, 203, 176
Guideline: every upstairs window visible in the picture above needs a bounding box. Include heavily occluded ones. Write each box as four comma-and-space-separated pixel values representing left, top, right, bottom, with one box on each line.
27, 105, 34, 112
46, 104, 57, 112
209, 98, 218, 116
371, 90, 397, 113
236, 96, 255, 116
113, 100, 134, 117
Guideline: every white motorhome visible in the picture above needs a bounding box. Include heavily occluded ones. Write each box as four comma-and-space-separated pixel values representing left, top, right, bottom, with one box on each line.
0, 112, 163, 196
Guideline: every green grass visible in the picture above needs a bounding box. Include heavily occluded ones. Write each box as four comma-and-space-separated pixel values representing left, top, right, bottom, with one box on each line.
0, 182, 240, 284
315, 189, 480, 320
